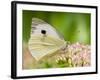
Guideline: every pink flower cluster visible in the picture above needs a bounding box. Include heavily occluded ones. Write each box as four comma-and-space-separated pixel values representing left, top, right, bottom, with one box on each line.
55, 42, 91, 67
66, 42, 91, 67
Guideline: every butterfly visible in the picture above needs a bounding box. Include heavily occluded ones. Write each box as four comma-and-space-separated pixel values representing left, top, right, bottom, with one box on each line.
28, 18, 67, 61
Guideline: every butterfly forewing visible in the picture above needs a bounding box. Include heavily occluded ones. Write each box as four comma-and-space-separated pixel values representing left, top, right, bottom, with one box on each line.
28, 18, 66, 61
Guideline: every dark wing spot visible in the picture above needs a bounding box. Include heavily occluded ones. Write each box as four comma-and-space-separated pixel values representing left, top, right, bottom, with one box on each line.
41, 30, 46, 34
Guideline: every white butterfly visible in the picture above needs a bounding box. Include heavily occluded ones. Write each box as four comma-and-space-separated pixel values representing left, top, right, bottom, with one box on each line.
28, 18, 66, 61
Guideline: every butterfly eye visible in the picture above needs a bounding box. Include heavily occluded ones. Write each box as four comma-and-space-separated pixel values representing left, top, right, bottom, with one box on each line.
41, 30, 46, 35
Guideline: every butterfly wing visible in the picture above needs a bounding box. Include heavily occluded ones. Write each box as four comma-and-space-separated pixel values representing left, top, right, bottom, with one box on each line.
28, 18, 66, 61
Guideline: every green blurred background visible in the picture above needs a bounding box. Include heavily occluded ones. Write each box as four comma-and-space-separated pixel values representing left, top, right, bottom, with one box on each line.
23, 10, 91, 44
